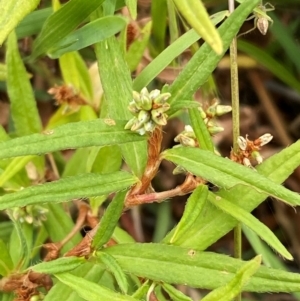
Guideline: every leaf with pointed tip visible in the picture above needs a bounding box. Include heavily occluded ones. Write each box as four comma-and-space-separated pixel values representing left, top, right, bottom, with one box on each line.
163, 147, 300, 207
104, 243, 300, 292
0, 171, 137, 210
55, 273, 140, 301
0, 0, 40, 45
208, 192, 292, 260
0, 119, 146, 160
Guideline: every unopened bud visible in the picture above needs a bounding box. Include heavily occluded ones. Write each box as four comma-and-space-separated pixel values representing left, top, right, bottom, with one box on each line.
149, 89, 160, 100
252, 151, 263, 164
215, 105, 232, 116
144, 120, 156, 132
153, 92, 171, 104
208, 125, 224, 135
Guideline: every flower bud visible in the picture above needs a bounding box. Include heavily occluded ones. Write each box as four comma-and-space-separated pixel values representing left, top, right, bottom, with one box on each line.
144, 120, 156, 132
153, 92, 171, 104
252, 151, 263, 164
149, 89, 160, 100
215, 105, 232, 116
208, 125, 224, 135
138, 110, 150, 124
124, 118, 136, 130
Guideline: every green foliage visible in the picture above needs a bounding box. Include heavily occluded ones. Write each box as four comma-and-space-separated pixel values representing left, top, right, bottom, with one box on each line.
0, 0, 300, 300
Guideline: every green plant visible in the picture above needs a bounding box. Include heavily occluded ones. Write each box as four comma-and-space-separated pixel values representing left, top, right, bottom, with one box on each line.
0, 0, 300, 301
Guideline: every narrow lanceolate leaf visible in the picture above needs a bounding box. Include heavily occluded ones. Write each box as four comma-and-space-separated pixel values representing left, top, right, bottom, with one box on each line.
0, 171, 137, 210
201, 255, 261, 301
168, 0, 260, 116
49, 16, 127, 58
92, 191, 127, 249
208, 192, 292, 260
0, 119, 146, 160
172, 0, 222, 54
31, 257, 85, 274
0, 156, 35, 187
0, 239, 14, 276
178, 140, 300, 250
133, 11, 229, 91
0, 0, 40, 45
94, 32, 147, 177
163, 147, 300, 206
125, 0, 137, 20
96, 252, 128, 294
162, 283, 193, 301
188, 108, 214, 152
59, 51, 93, 101
6, 31, 42, 136
166, 185, 208, 245
104, 243, 300, 293
55, 273, 140, 301
31, 0, 105, 59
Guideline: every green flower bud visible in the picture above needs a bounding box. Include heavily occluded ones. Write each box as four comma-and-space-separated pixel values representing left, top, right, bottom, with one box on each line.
153, 92, 171, 104
128, 101, 139, 115
198, 107, 207, 119
131, 119, 145, 131
215, 105, 232, 116
144, 120, 156, 132
133, 91, 141, 102
252, 151, 263, 164
138, 110, 150, 124
149, 89, 160, 100
208, 125, 224, 135
124, 118, 136, 130
140, 94, 152, 111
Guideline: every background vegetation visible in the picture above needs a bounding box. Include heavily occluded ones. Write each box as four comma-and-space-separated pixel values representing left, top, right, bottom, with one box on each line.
1, 0, 300, 300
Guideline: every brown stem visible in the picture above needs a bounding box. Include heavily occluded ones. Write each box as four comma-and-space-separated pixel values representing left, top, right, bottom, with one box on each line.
126, 174, 204, 207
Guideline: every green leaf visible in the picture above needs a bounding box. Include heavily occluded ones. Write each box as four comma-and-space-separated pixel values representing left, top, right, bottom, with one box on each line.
59, 51, 93, 101
166, 185, 208, 244
125, 0, 137, 20
237, 39, 300, 93
0, 119, 146, 160
94, 31, 147, 177
0, 63, 6, 81
55, 273, 140, 301
0, 0, 40, 45
6, 30, 42, 136
208, 192, 292, 260
31, 257, 85, 274
104, 243, 300, 292
16, 7, 53, 39
163, 147, 300, 206
176, 140, 300, 250
162, 283, 193, 301
133, 11, 229, 91
31, 0, 105, 59
44, 263, 106, 301
189, 108, 214, 151
96, 252, 128, 294
0, 239, 14, 276
92, 190, 127, 249
172, 0, 222, 55
167, 0, 260, 116
0, 156, 35, 187
269, 12, 300, 74
201, 255, 261, 301
43, 203, 81, 253
8, 217, 33, 269
0, 171, 137, 210
49, 16, 127, 58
